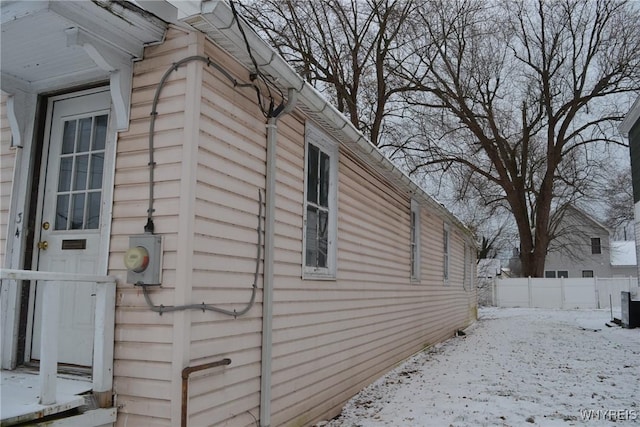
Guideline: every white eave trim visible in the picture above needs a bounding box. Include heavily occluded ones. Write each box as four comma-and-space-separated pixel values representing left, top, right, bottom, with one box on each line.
620, 96, 640, 137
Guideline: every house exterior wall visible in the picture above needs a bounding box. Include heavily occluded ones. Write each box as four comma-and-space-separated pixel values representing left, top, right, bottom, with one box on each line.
107, 26, 476, 427
544, 208, 612, 278
631, 116, 640, 282
611, 265, 637, 278
0, 95, 15, 267
108, 26, 198, 425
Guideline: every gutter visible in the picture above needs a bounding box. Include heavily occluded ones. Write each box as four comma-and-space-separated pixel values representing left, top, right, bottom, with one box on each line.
189, 1, 473, 239
261, 89, 298, 427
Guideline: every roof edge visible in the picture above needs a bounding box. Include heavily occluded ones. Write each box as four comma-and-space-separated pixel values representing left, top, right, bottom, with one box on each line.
183, 0, 475, 241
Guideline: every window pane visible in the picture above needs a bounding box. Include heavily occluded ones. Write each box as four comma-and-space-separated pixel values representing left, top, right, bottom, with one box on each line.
444, 230, 449, 252
58, 157, 73, 192
319, 151, 330, 207
61, 120, 76, 154
93, 115, 108, 150
318, 209, 328, 268
591, 238, 601, 254
307, 144, 318, 203
444, 254, 449, 279
558, 271, 568, 278
545, 271, 556, 278
70, 193, 85, 230
77, 117, 92, 152
73, 154, 89, 190
86, 191, 101, 229
89, 153, 104, 190
55, 194, 69, 230
305, 206, 318, 267
582, 270, 594, 278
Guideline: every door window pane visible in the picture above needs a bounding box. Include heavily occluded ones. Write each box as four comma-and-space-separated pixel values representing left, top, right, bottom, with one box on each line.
62, 121, 76, 154
86, 192, 101, 229
70, 193, 85, 230
93, 115, 108, 150
89, 153, 104, 190
55, 194, 69, 230
58, 157, 73, 192
73, 155, 89, 190
77, 117, 92, 152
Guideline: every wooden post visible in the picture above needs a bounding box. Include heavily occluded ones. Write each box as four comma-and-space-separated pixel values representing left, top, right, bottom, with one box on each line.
93, 281, 116, 407
39, 281, 60, 405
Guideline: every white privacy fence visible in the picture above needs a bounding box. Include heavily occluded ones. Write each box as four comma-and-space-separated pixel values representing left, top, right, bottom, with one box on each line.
491, 277, 638, 310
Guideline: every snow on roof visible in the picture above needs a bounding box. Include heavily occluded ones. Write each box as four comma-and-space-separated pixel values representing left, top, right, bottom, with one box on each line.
610, 241, 637, 266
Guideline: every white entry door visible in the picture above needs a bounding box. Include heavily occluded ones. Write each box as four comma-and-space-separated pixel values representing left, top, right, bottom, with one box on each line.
31, 89, 113, 367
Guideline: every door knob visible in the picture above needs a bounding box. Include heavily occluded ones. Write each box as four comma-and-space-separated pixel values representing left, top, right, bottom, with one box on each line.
37, 241, 48, 250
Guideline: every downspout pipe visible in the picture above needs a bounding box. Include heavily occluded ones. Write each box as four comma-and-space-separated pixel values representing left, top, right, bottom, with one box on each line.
260, 88, 298, 427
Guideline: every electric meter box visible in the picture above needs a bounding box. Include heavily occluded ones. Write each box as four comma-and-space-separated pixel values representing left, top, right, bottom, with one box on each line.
125, 234, 162, 285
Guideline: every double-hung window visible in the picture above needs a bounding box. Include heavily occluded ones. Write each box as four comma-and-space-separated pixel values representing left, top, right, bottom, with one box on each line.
410, 200, 420, 281
591, 237, 601, 254
303, 123, 338, 279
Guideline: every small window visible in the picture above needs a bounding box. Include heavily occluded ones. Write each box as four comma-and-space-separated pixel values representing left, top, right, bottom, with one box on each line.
545, 271, 556, 278
591, 238, 601, 254
303, 124, 338, 279
443, 224, 450, 283
582, 270, 594, 278
557, 271, 568, 278
410, 200, 420, 281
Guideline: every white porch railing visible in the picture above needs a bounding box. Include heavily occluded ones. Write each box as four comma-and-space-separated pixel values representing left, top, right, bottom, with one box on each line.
0, 269, 116, 406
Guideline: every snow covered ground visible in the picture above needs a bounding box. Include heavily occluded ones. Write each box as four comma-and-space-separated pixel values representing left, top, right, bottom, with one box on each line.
323, 308, 640, 427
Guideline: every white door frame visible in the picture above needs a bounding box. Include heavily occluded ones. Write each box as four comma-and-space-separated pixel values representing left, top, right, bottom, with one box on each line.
17, 87, 117, 366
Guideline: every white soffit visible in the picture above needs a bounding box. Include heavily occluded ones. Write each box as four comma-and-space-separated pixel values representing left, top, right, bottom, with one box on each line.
0, 1, 166, 94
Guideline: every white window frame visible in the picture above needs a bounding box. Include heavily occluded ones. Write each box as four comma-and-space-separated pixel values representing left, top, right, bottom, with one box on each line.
302, 123, 338, 280
443, 223, 450, 284
410, 200, 421, 282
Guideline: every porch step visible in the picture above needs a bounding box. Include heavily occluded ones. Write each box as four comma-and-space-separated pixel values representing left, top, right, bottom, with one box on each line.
0, 370, 91, 425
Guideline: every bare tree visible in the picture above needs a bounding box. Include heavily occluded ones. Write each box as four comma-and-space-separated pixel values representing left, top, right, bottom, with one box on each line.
242, 0, 640, 277
603, 166, 634, 238
239, 0, 416, 146
391, 0, 640, 277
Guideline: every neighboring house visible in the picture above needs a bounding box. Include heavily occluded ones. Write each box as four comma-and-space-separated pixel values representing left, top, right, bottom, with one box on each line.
0, 2, 477, 427
620, 95, 640, 282
610, 240, 638, 277
543, 206, 637, 279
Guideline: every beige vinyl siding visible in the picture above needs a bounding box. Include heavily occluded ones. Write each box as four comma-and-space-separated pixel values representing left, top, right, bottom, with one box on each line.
268, 142, 475, 426
109, 27, 196, 426
0, 95, 14, 267
107, 26, 476, 427
183, 38, 267, 427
